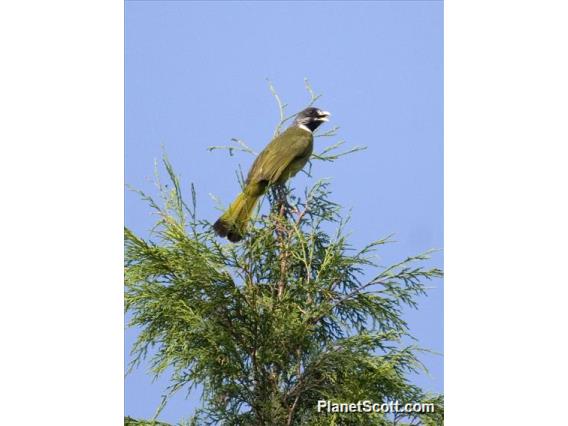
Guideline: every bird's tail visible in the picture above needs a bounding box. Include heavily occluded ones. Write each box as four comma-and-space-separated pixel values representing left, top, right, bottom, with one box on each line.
213, 190, 261, 242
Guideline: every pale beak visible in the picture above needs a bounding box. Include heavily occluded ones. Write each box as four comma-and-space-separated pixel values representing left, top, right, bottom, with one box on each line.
319, 111, 331, 122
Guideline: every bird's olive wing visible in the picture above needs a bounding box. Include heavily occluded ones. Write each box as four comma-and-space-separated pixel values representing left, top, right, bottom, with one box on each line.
246, 128, 313, 185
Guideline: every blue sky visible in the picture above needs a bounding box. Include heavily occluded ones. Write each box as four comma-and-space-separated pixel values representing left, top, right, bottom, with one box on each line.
125, 1, 443, 423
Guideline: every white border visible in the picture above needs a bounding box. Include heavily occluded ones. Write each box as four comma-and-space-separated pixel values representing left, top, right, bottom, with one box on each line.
446, 0, 568, 424
0, 1, 123, 424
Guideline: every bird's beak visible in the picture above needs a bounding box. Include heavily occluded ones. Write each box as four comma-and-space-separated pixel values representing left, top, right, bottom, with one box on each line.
319, 111, 331, 122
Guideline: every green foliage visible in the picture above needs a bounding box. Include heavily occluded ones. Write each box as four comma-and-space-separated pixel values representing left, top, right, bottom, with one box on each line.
124, 417, 175, 426
125, 83, 443, 425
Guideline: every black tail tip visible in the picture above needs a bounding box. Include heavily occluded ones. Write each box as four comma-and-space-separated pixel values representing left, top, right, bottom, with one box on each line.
227, 230, 243, 243
213, 218, 229, 237
213, 219, 243, 242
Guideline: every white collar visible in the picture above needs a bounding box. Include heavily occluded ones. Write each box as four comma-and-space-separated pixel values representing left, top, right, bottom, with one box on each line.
297, 124, 312, 133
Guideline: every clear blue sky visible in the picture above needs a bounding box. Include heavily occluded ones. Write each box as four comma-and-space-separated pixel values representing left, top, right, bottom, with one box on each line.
125, 1, 443, 423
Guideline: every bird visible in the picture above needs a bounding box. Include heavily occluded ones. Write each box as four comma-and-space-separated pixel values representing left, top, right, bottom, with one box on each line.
213, 107, 331, 242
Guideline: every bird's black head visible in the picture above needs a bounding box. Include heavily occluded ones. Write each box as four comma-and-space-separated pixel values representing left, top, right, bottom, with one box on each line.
292, 107, 331, 132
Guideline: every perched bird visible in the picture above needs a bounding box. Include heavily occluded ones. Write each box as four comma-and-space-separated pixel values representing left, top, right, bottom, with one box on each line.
213, 107, 331, 242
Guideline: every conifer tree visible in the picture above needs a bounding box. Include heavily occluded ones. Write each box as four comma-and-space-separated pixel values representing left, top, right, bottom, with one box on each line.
125, 83, 443, 426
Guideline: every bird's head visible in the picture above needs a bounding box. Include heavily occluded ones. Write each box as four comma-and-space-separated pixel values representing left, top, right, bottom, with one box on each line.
293, 107, 331, 132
